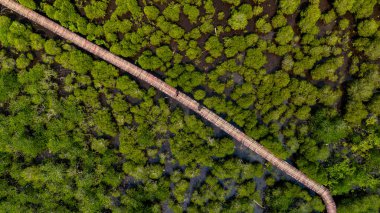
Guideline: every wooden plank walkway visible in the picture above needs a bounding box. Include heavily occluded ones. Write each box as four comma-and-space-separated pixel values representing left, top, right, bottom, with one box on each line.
0, 1, 336, 212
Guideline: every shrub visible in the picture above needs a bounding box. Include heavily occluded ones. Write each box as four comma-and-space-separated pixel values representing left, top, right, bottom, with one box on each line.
311, 56, 344, 81
169, 25, 185, 39
319, 86, 342, 106
357, 19, 378, 37
137, 51, 163, 70
239, 4, 254, 19
84, 1, 108, 19
244, 48, 267, 69
350, 0, 377, 19
204, 0, 215, 14
44, 39, 61, 55
298, 4, 321, 34
279, 0, 301, 15
221, 0, 240, 6
144, 6, 160, 20
333, 0, 355, 16
321, 9, 337, 24
271, 14, 287, 29
205, 36, 224, 58
16, 54, 31, 69
199, 20, 214, 34
364, 39, 380, 60
217, 12, 225, 20
368, 95, 380, 115
339, 19, 350, 30
275, 26, 294, 45
282, 55, 294, 71
18, 0, 37, 10
194, 90, 206, 100
228, 12, 248, 31
253, 6, 263, 16
228, 4, 253, 31
344, 101, 368, 124
156, 46, 173, 62
163, 3, 181, 22
186, 47, 202, 60
224, 36, 246, 57
183, 4, 199, 23
125, 0, 143, 20
1, 58, 15, 73
256, 17, 272, 34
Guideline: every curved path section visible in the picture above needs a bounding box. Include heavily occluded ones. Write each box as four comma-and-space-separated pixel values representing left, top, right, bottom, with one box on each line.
0, 1, 336, 212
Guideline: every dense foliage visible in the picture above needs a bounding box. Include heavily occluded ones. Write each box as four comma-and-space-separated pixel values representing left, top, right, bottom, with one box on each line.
1, 0, 380, 212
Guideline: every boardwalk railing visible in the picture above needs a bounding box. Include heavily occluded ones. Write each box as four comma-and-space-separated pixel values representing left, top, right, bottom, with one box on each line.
0, 0, 336, 212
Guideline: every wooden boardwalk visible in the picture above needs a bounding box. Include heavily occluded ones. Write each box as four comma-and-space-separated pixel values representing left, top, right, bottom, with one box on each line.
0, 1, 336, 212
